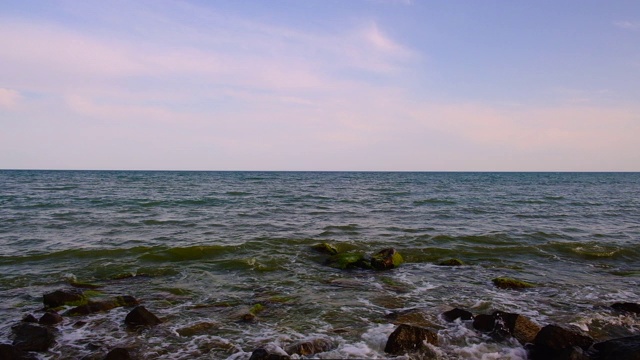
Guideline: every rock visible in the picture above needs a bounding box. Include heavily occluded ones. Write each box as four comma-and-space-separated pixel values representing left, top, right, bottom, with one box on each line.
472, 311, 540, 344
285, 337, 333, 356
43, 289, 86, 308
386, 309, 438, 328
593, 335, 640, 360
21, 314, 38, 323
384, 323, 438, 356
371, 248, 404, 270
176, 322, 217, 336
0, 343, 37, 360
473, 314, 496, 332
104, 348, 133, 360
124, 306, 161, 328
529, 325, 593, 360
311, 242, 338, 255
11, 323, 56, 352
511, 314, 541, 345
39, 311, 63, 325
611, 302, 640, 314
438, 259, 464, 266
249, 347, 290, 360
66, 296, 139, 316
492, 277, 535, 289
326, 252, 371, 270
442, 308, 473, 322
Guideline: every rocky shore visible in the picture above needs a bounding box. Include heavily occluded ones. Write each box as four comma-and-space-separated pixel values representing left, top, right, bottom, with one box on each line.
1, 247, 638, 359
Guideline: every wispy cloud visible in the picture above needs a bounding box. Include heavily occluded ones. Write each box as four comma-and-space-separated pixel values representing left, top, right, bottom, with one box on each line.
0, 88, 21, 109
614, 20, 640, 31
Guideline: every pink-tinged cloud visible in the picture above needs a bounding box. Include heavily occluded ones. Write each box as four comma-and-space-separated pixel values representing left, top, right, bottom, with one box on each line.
0, 88, 21, 109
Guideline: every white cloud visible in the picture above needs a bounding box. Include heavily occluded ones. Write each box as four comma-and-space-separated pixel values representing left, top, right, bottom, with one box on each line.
614, 21, 640, 31
0, 88, 21, 109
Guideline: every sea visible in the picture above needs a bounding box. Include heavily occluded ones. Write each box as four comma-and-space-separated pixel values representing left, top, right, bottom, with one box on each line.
0, 170, 638, 359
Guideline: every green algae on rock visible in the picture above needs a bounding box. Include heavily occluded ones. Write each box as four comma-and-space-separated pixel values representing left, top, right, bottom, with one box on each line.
438, 258, 464, 266
311, 242, 339, 255
492, 277, 535, 289
325, 252, 371, 270
371, 248, 403, 270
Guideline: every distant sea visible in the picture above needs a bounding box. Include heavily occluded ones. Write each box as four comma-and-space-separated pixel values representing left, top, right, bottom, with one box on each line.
1, 170, 639, 359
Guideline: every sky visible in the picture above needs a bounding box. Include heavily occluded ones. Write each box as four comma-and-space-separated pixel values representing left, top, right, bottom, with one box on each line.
1, 0, 639, 171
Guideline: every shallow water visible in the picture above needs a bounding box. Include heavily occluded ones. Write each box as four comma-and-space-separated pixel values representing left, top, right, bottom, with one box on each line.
0, 171, 639, 359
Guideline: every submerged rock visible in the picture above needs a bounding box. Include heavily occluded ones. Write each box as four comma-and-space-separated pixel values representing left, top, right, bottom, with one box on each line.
371, 248, 404, 270
124, 306, 162, 328
326, 252, 371, 270
492, 277, 535, 289
611, 302, 640, 314
43, 289, 86, 308
104, 348, 134, 360
472, 311, 540, 344
39, 311, 63, 325
249, 347, 290, 360
442, 308, 474, 322
176, 322, 217, 337
11, 323, 56, 352
384, 323, 438, 356
438, 258, 464, 266
285, 337, 334, 356
311, 242, 338, 255
66, 296, 139, 316
593, 335, 640, 360
21, 314, 38, 323
0, 343, 37, 360
529, 324, 593, 360
386, 308, 439, 328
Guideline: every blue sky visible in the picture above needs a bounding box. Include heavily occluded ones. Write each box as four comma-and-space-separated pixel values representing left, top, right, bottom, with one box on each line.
1, 0, 639, 171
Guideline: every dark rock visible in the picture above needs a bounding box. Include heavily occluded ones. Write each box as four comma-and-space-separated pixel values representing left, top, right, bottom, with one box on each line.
249, 348, 290, 360
176, 322, 217, 336
0, 343, 37, 360
492, 277, 535, 289
611, 302, 640, 314
511, 314, 541, 345
311, 242, 338, 255
371, 248, 404, 270
285, 337, 333, 356
386, 308, 438, 328
473, 314, 496, 332
384, 323, 438, 356
66, 296, 139, 316
21, 314, 38, 323
43, 289, 86, 308
593, 335, 640, 360
39, 311, 63, 325
442, 308, 473, 322
11, 323, 56, 352
438, 258, 464, 266
104, 348, 133, 360
472, 311, 540, 344
529, 325, 593, 360
325, 252, 371, 270
124, 306, 161, 328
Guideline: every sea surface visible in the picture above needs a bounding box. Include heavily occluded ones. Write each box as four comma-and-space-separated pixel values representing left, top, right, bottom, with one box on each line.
0, 171, 639, 359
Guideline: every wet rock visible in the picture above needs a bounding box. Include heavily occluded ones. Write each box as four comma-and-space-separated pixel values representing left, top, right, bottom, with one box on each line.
472, 311, 540, 344
438, 258, 464, 266
43, 289, 86, 308
0, 343, 37, 360
529, 324, 593, 360
325, 252, 371, 270
21, 314, 38, 323
104, 348, 133, 360
492, 277, 535, 289
473, 314, 496, 332
39, 311, 63, 325
311, 242, 338, 255
176, 322, 217, 336
285, 337, 334, 356
511, 314, 541, 345
124, 306, 162, 328
611, 302, 640, 314
66, 296, 139, 316
386, 309, 439, 328
442, 308, 473, 322
384, 323, 438, 356
11, 323, 56, 352
371, 248, 404, 270
249, 347, 290, 360
593, 335, 640, 360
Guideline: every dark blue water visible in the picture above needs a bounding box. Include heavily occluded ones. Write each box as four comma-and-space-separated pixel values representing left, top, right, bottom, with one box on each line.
0, 171, 639, 359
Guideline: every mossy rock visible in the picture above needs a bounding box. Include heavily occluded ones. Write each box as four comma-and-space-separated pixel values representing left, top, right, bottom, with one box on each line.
311, 242, 339, 255
371, 248, 403, 270
43, 289, 88, 308
249, 303, 264, 315
177, 322, 218, 336
438, 258, 464, 266
326, 252, 371, 270
492, 277, 535, 289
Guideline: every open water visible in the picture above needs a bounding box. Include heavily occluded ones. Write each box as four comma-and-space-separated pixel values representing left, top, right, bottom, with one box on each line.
0, 171, 639, 359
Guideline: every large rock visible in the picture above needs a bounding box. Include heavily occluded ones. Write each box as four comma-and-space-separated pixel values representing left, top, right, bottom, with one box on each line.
472, 311, 540, 344
371, 248, 404, 270
39, 311, 63, 325
384, 323, 438, 356
124, 306, 162, 328
43, 289, 86, 308
285, 337, 333, 356
593, 335, 640, 360
442, 308, 473, 322
248, 347, 290, 360
0, 343, 37, 360
104, 348, 134, 360
529, 324, 593, 360
11, 323, 56, 352
66, 296, 139, 316
311, 242, 338, 255
325, 252, 371, 270
611, 302, 640, 314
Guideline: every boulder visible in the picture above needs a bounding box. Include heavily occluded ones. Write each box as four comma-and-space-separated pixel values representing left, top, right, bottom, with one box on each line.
611, 302, 640, 314
124, 306, 161, 328
593, 335, 640, 360
11, 323, 56, 352
311, 242, 338, 255
472, 314, 497, 333
104, 348, 133, 360
0, 343, 37, 360
43, 289, 86, 308
285, 337, 333, 356
438, 259, 464, 266
492, 277, 535, 289
66, 296, 139, 316
472, 311, 540, 344
325, 252, 371, 270
21, 314, 38, 323
39, 311, 63, 325
249, 347, 290, 360
529, 325, 593, 360
371, 248, 404, 270
442, 308, 473, 322
384, 323, 438, 356
511, 314, 541, 345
